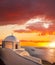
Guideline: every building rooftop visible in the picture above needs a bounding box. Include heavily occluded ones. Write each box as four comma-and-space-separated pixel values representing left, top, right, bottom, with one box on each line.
3, 35, 19, 42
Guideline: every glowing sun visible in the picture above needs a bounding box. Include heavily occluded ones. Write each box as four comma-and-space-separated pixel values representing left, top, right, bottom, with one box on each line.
49, 42, 55, 48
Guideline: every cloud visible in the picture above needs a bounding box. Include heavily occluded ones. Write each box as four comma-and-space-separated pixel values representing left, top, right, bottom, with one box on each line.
14, 17, 55, 33
0, 0, 55, 25
0, 17, 54, 35
14, 30, 32, 33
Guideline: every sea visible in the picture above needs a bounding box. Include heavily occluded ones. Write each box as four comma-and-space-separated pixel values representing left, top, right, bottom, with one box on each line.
34, 48, 55, 64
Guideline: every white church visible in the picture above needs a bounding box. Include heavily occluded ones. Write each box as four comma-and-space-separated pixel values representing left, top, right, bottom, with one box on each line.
2, 35, 20, 50
2, 35, 30, 56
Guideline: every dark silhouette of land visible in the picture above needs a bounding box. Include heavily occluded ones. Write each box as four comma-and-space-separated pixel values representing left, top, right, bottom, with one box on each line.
52, 63, 55, 65
42, 60, 52, 65
0, 59, 5, 65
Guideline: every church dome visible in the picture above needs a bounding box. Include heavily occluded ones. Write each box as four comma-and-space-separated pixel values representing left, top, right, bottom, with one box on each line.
3, 35, 19, 42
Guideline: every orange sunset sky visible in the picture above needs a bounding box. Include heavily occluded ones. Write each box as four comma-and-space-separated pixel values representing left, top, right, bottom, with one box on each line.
0, 0, 55, 47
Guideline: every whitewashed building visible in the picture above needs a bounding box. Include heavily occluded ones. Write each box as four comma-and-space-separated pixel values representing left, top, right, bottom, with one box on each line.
2, 35, 20, 50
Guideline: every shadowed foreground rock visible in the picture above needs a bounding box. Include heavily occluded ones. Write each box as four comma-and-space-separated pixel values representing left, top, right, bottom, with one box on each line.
0, 59, 5, 65
52, 63, 55, 65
